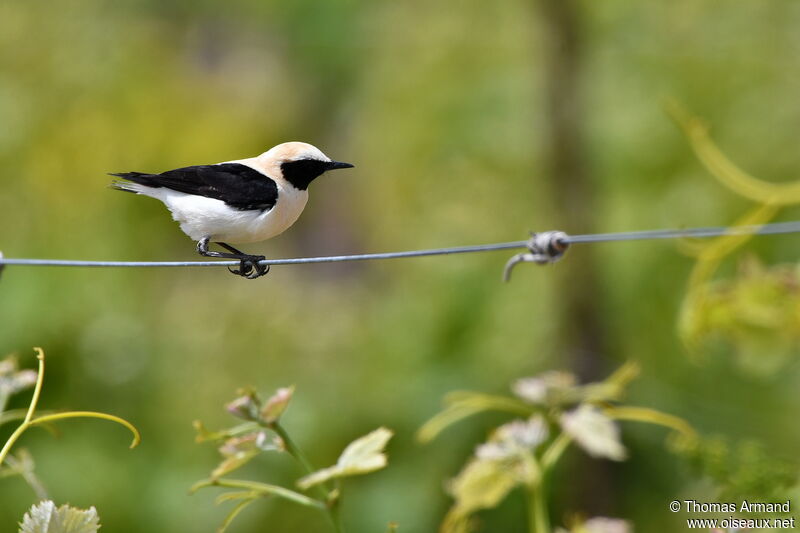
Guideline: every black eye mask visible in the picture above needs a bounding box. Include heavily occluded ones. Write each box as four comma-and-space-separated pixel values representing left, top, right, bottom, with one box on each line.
280, 159, 332, 190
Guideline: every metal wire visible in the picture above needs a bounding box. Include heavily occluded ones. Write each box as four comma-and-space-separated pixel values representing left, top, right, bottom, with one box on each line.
0, 242, 529, 268
564, 220, 800, 244
1, 220, 799, 269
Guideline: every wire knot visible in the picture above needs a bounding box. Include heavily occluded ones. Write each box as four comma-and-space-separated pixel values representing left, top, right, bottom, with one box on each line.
503, 231, 570, 282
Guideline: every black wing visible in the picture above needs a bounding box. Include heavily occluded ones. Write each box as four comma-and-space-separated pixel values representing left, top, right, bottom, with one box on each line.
111, 163, 278, 211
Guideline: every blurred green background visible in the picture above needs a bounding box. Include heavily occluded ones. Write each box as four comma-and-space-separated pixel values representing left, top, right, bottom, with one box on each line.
2, 0, 800, 531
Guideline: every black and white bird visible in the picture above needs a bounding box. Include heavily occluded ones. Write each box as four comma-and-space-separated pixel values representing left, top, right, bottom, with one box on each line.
111, 142, 354, 279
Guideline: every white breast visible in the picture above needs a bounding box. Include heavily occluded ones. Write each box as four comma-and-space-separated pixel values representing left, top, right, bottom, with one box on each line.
249, 183, 309, 241
152, 185, 307, 244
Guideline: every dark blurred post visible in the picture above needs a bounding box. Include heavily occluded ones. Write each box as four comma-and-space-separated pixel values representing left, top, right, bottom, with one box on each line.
536, 0, 614, 516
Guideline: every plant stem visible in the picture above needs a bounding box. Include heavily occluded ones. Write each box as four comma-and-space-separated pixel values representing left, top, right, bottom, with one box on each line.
0, 409, 33, 428
528, 484, 550, 533
24, 348, 45, 425
329, 502, 344, 533
270, 422, 344, 533
191, 478, 324, 510
0, 348, 45, 467
0, 348, 140, 468
0, 393, 9, 417
272, 422, 319, 483
30, 411, 140, 448
0, 423, 31, 468
531, 431, 571, 533
541, 432, 572, 471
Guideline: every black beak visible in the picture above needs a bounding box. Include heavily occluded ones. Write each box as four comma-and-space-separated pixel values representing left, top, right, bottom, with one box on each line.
327, 161, 354, 170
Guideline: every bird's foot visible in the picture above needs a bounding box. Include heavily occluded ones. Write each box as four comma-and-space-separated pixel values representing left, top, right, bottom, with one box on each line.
197, 238, 270, 279
228, 255, 269, 279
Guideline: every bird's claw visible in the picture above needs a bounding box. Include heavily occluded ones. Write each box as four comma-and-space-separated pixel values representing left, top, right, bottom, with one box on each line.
228, 256, 269, 279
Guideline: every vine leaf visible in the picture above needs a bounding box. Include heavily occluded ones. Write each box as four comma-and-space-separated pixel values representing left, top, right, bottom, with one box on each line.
18, 500, 100, 533
442, 416, 549, 532
297, 427, 393, 490
560, 405, 626, 461
442, 457, 518, 533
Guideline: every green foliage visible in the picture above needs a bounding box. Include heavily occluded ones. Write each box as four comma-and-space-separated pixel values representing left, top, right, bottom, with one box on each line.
671, 103, 800, 374
193, 386, 393, 533
678, 435, 798, 504
422, 362, 695, 533
418, 362, 641, 445
684, 257, 800, 374
0, 349, 139, 501
443, 416, 547, 532
18, 501, 100, 533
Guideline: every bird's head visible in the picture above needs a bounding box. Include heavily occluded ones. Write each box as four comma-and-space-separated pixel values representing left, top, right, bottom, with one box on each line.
256, 141, 354, 191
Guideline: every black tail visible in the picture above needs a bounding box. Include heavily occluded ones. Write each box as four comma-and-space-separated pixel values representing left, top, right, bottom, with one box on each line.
108, 172, 162, 193
109, 172, 162, 186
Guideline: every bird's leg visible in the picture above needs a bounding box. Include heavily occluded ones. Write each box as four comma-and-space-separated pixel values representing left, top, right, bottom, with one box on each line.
216, 242, 269, 279
196, 237, 236, 259
216, 242, 250, 255
196, 237, 269, 279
